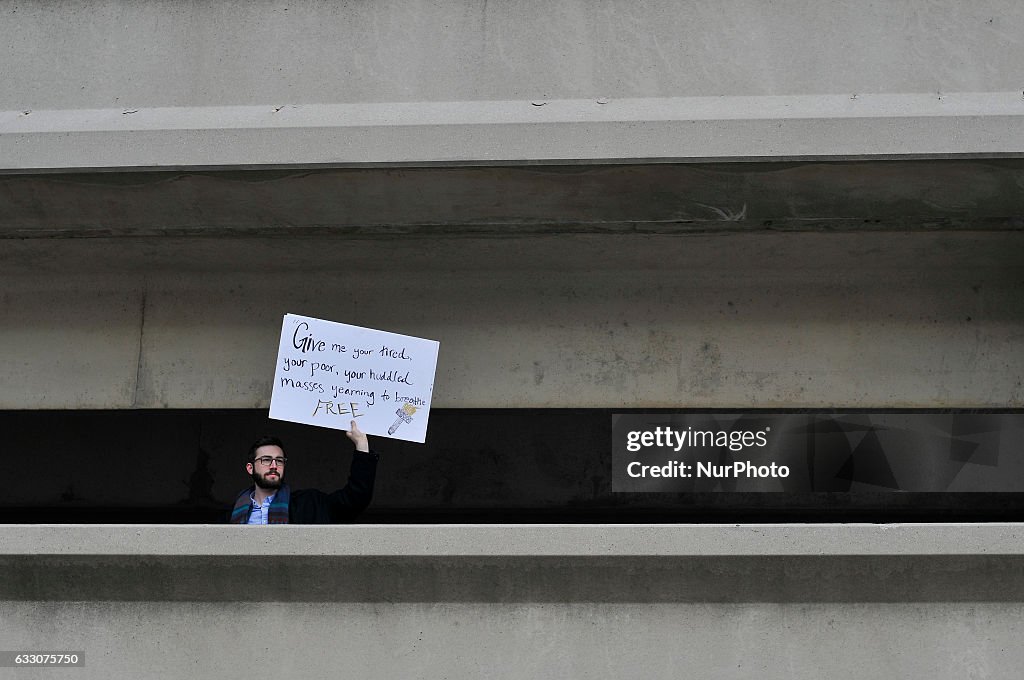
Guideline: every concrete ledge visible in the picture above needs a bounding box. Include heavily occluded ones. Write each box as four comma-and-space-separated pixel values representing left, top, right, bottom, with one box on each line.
3, 93, 1023, 171
5, 525, 1024, 678
3, 525, 1024, 604
3, 523, 1024, 556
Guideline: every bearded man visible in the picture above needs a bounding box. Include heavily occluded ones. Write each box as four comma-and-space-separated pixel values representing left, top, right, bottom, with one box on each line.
229, 420, 377, 524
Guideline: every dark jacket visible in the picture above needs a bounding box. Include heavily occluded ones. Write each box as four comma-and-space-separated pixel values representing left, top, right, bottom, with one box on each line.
289, 451, 379, 523
231, 451, 379, 524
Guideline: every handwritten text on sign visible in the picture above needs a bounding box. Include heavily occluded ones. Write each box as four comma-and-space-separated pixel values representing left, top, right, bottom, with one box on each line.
269, 314, 440, 443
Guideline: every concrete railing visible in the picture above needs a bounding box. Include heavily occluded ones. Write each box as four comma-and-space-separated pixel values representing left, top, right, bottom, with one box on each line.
4, 523, 1024, 556
2, 524, 1023, 678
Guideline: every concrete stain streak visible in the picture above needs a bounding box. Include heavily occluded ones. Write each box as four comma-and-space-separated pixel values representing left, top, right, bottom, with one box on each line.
688, 340, 724, 397
131, 291, 147, 408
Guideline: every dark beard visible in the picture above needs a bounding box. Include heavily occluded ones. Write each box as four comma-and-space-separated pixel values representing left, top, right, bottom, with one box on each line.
251, 470, 282, 490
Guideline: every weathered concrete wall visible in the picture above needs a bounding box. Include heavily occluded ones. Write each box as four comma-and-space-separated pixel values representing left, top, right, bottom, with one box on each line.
8, 1, 1023, 109
2, 162, 1018, 409
4, 162, 1023, 236
2, 3, 1022, 673
3, 1, 1024, 169
2, 525, 1023, 678
6, 602, 1019, 678
3, 229, 1022, 409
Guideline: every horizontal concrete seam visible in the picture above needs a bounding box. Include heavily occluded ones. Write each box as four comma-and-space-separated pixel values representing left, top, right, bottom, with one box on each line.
3, 223, 1022, 240
7, 153, 1024, 175
6, 550, 1023, 558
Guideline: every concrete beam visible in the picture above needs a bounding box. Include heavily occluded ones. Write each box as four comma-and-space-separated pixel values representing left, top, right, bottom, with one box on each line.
3, 93, 1024, 171
3, 599, 1023, 679
2, 231, 1021, 409
2, 161, 1022, 238
3, 523, 1024, 556
4, 524, 1024, 678
5, 0, 1024, 170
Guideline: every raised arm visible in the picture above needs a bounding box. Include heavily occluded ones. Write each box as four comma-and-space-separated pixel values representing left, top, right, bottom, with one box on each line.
325, 419, 378, 521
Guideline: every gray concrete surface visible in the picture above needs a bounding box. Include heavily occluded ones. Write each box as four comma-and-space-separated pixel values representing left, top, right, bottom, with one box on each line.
8, 1, 1024, 109
3, 2, 1022, 676
3, 93, 1023, 170
4, 161, 1022, 237
7, 1, 1023, 109
2, 231, 1021, 410
2, 525, 1024, 679
1, 602, 1020, 679
2, 523, 1024, 556
3, 1, 1024, 169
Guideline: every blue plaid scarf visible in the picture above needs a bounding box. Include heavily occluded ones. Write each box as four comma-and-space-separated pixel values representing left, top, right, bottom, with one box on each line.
229, 483, 291, 524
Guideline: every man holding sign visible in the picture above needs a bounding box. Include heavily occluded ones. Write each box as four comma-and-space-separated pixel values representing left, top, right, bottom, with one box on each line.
228, 420, 378, 524
228, 313, 438, 524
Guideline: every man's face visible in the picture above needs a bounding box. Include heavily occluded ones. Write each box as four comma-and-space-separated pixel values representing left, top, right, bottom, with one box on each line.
247, 444, 286, 490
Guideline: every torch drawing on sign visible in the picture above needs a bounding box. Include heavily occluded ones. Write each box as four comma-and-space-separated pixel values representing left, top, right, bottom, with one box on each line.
389, 403, 419, 435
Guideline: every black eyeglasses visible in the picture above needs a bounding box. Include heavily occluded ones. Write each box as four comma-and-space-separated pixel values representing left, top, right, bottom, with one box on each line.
254, 456, 287, 467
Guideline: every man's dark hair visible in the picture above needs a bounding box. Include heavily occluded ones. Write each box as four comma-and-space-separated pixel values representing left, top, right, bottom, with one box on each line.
248, 435, 285, 464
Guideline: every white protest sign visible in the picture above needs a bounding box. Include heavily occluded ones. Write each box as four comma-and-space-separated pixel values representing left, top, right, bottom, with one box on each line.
269, 314, 439, 443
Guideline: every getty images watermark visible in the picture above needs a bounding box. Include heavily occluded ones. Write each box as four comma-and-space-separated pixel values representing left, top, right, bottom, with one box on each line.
612, 412, 1024, 493
613, 414, 798, 492
624, 424, 787, 480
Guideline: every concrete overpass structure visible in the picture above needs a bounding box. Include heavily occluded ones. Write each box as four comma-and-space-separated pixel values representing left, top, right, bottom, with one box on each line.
2, 0, 1023, 677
